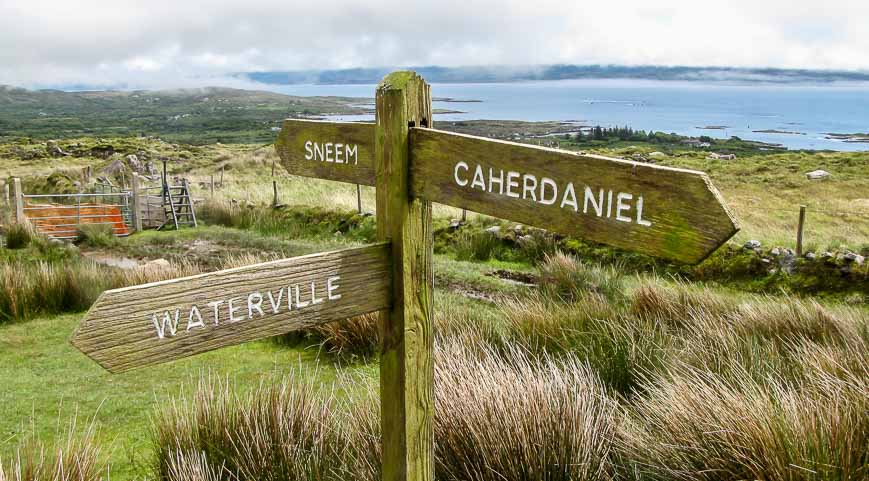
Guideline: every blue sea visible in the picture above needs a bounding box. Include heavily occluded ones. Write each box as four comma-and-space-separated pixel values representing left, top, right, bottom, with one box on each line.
263, 79, 869, 151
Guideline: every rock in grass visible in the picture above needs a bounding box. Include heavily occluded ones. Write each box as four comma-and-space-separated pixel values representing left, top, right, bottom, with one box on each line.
805, 169, 831, 180
485, 225, 501, 235
843, 252, 865, 265
743, 240, 761, 250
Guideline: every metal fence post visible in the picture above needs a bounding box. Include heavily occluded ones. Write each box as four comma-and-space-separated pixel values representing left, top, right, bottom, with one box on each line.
76, 187, 82, 228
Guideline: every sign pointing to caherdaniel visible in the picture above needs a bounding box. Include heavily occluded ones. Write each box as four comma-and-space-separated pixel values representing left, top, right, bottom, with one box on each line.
71, 244, 391, 373
409, 128, 738, 263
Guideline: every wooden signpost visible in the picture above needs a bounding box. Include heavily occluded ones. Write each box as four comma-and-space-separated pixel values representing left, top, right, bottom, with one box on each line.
72, 244, 391, 373
73, 71, 738, 481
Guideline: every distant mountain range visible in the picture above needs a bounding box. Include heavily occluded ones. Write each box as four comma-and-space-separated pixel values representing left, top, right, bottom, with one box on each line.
241, 65, 869, 85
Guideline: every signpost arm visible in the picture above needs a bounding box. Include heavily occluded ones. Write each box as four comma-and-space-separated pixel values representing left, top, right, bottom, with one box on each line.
375, 71, 434, 481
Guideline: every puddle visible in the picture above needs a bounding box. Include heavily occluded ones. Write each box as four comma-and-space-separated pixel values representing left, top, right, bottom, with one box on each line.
82, 252, 141, 269
489, 269, 537, 287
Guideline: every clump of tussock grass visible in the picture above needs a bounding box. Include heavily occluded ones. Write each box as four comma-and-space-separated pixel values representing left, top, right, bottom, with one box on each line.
75, 224, 117, 248
0, 261, 115, 322
454, 230, 503, 262
622, 364, 869, 480
514, 229, 560, 262
153, 374, 347, 481
500, 293, 669, 395
4, 222, 35, 250
629, 279, 738, 328
162, 450, 222, 481
434, 339, 619, 481
0, 256, 209, 323
309, 313, 381, 360
0, 419, 105, 481
537, 251, 624, 302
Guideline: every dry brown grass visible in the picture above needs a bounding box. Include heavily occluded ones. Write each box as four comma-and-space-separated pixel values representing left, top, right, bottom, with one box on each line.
622, 364, 869, 480
0, 420, 105, 481
434, 340, 618, 481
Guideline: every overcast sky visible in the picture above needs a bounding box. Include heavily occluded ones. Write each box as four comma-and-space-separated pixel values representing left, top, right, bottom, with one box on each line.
1, 0, 867, 89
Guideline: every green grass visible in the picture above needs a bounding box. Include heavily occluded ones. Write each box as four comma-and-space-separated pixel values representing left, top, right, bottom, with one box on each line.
0, 313, 376, 480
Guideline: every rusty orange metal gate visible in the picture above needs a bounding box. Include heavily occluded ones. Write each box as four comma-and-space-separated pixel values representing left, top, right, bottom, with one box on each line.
22, 192, 132, 239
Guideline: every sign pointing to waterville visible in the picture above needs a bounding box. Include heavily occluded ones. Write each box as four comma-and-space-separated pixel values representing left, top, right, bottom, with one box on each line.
71, 244, 391, 373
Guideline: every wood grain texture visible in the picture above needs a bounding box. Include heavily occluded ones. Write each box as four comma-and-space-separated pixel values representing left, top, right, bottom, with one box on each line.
409, 128, 739, 263
131, 173, 143, 232
11, 177, 23, 223
71, 243, 391, 373
375, 71, 435, 481
275, 119, 376, 186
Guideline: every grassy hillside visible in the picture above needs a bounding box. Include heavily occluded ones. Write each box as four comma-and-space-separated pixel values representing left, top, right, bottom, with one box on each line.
0, 85, 367, 144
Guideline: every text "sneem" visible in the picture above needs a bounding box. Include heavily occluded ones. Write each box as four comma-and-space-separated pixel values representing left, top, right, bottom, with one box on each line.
304, 141, 359, 165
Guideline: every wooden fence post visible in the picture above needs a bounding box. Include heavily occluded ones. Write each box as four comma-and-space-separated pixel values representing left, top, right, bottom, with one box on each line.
272, 180, 279, 206
131, 173, 143, 232
796, 205, 806, 256
210, 175, 215, 198
11, 177, 24, 223
357, 184, 363, 214
375, 71, 434, 481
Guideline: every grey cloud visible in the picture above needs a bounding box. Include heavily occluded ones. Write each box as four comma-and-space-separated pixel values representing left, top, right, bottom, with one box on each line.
0, 0, 867, 88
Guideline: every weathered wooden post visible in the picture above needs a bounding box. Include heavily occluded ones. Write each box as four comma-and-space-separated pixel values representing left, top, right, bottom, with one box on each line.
210, 175, 215, 198
796, 205, 806, 256
273, 180, 279, 206
131, 173, 143, 232
357, 184, 363, 214
11, 177, 24, 223
375, 72, 434, 481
